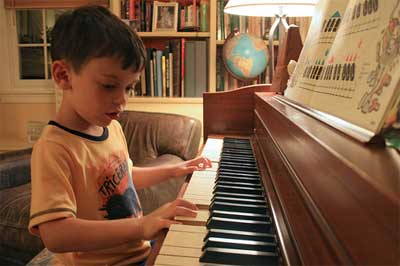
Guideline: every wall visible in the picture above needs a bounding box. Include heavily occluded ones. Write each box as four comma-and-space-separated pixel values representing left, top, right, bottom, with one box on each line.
0, 3, 203, 152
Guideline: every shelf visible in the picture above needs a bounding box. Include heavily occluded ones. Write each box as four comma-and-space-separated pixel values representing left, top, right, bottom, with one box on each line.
216, 39, 280, 46
128, 97, 203, 104
138, 32, 210, 38
0, 138, 32, 152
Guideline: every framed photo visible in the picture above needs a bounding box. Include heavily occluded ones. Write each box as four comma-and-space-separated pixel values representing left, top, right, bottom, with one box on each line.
152, 1, 179, 32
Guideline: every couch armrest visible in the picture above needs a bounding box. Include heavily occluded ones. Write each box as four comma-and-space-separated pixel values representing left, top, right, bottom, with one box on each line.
0, 148, 32, 189
118, 111, 202, 165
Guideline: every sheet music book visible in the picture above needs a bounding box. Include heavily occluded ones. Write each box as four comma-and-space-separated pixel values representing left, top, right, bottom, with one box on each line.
285, 0, 400, 144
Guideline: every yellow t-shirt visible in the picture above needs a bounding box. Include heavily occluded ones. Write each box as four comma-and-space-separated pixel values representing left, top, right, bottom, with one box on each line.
29, 120, 151, 266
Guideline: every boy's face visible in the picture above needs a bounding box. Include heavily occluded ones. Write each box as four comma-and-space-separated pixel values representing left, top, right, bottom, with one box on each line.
56, 57, 140, 130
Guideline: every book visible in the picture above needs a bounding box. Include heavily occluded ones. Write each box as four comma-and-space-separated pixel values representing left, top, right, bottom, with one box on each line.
285, 0, 400, 143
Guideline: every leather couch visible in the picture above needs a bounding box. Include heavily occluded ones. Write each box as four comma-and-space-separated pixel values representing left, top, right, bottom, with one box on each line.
0, 111, 202, 266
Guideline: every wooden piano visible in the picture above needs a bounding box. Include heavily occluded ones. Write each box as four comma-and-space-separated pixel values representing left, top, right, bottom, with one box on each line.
150, 84, 399, 266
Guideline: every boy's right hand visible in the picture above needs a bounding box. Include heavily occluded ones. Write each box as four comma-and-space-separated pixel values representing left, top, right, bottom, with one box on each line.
137, 198, 198, 240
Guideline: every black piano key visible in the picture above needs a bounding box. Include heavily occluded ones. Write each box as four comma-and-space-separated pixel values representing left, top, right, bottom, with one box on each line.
199, 137, 281, 265
218, 170, 260, 178
217, 176, 261, 184
219, 163, 259, 172
214, 191, 266, 201
210, 201, 268, 215
216, 181, 262, 188
221, 156, 255, 162
212, 195, 266, 205
205, 228, 276, 243
210, 209, 270, 222
223, 138, 251, 144
214, 184, 264, 195
200, 247, 279, 266
223, 148, 254, 155
221, 152, 255, 160
203, 237, 277, 252
220, 160, 257, 168
207, 216, 271, 233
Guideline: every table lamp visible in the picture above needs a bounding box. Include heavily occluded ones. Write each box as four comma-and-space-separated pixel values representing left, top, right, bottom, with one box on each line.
224, 0, 317, 81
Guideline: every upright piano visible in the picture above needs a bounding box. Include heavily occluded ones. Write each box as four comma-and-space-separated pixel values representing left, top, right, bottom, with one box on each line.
152, 84, 399, 266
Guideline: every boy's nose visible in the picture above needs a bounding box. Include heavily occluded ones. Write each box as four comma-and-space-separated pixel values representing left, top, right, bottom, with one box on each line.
112, 89, 128, 106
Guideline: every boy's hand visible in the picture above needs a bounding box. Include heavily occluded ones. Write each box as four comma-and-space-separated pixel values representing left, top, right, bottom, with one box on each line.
137, 198, 198, 240
174, 156, 212, 177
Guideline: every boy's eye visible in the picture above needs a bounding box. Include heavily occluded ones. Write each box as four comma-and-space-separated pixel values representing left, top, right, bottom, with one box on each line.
102, 84, 116, 90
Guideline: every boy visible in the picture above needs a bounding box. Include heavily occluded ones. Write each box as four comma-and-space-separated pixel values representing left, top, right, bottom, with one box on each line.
28, 5, 211, 266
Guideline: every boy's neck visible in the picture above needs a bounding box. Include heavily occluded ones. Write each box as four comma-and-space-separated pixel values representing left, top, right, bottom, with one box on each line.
55, 102, 104, 137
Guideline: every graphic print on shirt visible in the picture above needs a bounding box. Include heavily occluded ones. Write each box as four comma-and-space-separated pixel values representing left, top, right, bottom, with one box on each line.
97, 152, 142, 219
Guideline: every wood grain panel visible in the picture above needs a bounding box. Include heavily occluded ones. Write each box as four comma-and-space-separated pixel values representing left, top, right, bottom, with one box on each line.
203, 84, 274, 140
254, 93, 400, 265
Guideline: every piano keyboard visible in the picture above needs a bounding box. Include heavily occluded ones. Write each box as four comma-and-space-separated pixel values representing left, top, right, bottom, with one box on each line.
155, 138, 281, 266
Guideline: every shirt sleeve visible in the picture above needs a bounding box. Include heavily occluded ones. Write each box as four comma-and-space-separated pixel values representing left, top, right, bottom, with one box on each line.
29, 140, 77, 236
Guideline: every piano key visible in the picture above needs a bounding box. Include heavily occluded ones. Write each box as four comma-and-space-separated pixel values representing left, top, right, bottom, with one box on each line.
203, 237, 277, 252
215, 181, 262, 188
218, 170, 260, 178
191, 170, 217, 179
221, 153, 255, 160
156, 225, 208, 266
210, 211, 270, 222
155, 254, 201, 266
205, 228, 276, 243
222, 148, 254, 155
214, 184, 264, 195
216, 176, 261, 184
175, 209, 209, 225
211, 195, 266, 205
199, 247, 279, 266
163, 230, 204, 249
169, 224, 207, 233
202, 138, 223, 160
213, 191, 266, 200
210, 201, 268, 214
206, 216, 272, 233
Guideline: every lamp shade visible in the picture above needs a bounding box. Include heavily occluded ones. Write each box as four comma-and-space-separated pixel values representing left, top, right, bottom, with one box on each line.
224, 0, 318, 17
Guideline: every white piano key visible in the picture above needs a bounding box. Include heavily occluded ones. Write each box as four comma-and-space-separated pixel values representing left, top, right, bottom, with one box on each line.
175, 209, 209, 225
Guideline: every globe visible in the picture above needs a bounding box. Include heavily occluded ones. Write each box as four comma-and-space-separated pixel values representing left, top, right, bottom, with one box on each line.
223, 33, 268, 81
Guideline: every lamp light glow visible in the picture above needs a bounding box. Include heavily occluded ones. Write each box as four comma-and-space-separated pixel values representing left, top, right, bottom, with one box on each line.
224, 0, 318, 17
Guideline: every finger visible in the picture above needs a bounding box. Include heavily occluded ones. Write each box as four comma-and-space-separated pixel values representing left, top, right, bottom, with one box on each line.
161, 219, 181, 229
173, 206, 198, 218
174, 198, 199, 210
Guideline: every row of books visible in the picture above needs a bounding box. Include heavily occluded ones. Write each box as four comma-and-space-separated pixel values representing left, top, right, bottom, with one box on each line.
121, 0, 209, 32
133, 39, 208, 97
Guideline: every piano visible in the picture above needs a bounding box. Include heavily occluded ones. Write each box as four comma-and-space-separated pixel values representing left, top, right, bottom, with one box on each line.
150, 84, 400, 266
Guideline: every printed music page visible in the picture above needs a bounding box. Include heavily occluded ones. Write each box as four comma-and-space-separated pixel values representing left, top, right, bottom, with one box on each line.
286, 0, 400, 135
286, 0, 349, 104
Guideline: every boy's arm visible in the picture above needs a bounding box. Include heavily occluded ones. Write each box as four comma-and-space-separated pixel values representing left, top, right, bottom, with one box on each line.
132, 156, 212, 189
39, 198, 197, 253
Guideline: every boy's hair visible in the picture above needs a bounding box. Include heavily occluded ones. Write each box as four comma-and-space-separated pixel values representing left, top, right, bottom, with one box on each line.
50, 5, 146, 73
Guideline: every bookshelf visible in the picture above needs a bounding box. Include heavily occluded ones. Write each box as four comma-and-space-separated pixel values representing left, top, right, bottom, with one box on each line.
110, 1, 311, 98
110, 0, 216, 100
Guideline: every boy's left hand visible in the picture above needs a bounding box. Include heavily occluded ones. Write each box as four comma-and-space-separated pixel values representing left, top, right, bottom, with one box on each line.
174, 156, 212, 177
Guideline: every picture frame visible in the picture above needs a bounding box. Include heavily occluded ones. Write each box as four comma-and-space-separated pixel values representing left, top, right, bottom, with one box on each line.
152, 1, 179, 32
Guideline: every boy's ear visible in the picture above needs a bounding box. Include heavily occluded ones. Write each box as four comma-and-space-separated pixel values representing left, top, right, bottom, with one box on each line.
52, 60, 72, 90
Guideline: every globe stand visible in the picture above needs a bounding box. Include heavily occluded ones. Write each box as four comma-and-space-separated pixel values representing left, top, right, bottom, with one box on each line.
266, 14, 289, 83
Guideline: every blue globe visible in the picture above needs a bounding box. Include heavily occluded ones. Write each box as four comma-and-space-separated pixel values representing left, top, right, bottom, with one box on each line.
223, 33, 268, 81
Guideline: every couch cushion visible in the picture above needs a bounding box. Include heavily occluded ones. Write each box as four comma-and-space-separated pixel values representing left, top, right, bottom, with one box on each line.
0, 148, 32, 189
135, 154, 186, 215
0, 182, 44, 253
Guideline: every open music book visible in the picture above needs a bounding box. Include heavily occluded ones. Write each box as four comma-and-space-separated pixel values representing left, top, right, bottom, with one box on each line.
285, 0, 400, 145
